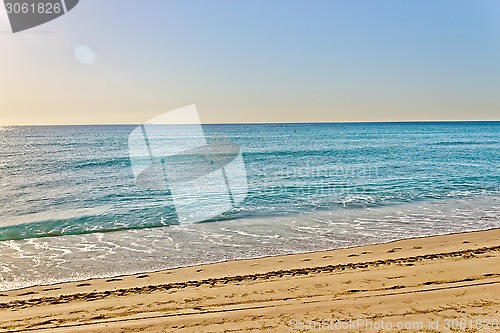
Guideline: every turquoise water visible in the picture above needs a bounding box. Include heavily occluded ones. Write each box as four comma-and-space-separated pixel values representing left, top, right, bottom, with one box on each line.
0, 122, 499, 290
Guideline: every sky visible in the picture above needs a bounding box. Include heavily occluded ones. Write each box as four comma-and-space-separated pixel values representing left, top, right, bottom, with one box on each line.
1, 0, 500, 125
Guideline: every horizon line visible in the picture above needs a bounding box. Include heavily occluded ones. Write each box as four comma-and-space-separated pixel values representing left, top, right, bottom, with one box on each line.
1, 119, 500, 127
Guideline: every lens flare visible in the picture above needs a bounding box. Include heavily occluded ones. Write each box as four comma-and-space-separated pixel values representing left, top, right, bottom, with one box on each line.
74, 45, 95, 64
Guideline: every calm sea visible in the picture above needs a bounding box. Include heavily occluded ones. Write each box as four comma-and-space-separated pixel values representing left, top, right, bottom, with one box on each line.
1, 122, 499, 290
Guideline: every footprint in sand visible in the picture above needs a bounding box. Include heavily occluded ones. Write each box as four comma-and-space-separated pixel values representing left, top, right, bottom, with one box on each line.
348, 254, 359, 257
106, 278, 123, 283
422, 281, 438, 285
18, 291, 36, 296
77, 283, 91, 287
388, 285, 404, 290
387, 247, 402, 253
137, 274, 149, 279
91, 314, 107, 320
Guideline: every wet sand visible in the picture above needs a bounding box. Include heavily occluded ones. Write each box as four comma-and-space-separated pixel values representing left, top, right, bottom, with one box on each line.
0, 228, 499, 332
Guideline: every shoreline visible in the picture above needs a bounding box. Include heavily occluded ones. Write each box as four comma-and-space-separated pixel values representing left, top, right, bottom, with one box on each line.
2, 192, 499, 293
1, 227, 497, 293
1, 228, 499, 332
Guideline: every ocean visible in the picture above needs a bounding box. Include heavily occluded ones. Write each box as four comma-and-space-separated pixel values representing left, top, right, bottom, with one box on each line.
0, 122, 499, 291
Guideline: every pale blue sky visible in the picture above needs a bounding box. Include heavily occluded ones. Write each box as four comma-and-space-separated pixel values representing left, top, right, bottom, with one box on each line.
1, 0, 500, 125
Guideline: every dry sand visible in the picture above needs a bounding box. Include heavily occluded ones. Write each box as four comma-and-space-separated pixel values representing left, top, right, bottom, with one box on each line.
0, 228, 499, 332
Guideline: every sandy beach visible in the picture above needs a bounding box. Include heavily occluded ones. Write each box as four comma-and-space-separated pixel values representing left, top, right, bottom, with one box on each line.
0, 228, 498, 332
